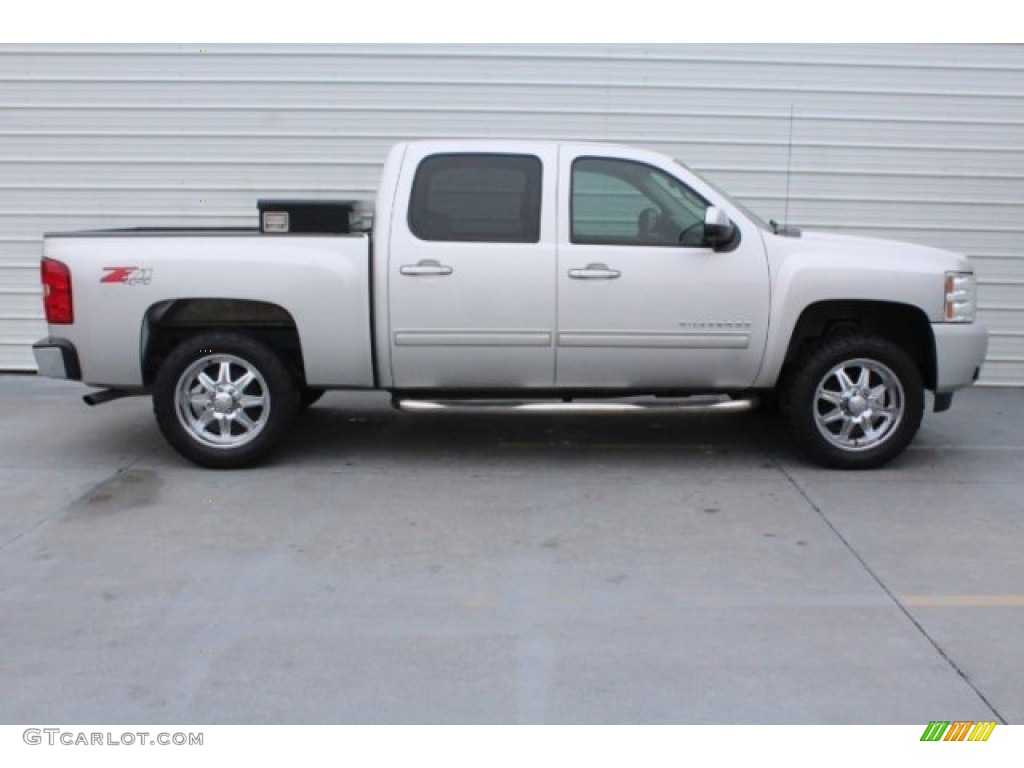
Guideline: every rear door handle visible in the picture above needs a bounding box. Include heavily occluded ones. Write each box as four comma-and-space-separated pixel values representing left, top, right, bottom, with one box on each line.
569, 263, 621, 280
400, 259, 454, 276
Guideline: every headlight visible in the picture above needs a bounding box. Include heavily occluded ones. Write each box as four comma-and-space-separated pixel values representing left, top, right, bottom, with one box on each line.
944, 272, 976, 323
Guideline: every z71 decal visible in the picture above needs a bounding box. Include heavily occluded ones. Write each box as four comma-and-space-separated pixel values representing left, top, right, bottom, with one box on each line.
101, 267, 153, 285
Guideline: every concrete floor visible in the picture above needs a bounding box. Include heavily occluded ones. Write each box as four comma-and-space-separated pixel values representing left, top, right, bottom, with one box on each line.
0, 375, 1021, 724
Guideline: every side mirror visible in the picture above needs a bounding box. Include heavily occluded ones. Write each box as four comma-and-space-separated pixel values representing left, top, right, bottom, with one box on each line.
703, 206, 737, 250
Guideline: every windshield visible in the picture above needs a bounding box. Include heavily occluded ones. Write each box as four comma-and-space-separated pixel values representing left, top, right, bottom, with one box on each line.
673, 160, 773, 232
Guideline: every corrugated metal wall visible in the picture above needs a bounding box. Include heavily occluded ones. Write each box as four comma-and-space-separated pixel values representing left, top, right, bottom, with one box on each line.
2, 44, 1022, 383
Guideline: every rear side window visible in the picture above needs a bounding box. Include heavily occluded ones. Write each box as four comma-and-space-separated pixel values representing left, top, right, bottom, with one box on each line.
408, 153, 542, 243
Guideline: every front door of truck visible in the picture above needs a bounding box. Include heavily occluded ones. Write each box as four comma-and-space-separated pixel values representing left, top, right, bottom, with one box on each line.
555, 152, 770, 390
387, 146, 557, 390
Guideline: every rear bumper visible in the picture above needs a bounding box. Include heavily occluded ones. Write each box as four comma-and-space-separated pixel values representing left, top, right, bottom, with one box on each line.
933, 322, 988, 392
33, 338, 81, 380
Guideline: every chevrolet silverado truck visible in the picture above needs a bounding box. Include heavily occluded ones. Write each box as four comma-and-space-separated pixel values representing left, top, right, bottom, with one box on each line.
32, 140, 988, 469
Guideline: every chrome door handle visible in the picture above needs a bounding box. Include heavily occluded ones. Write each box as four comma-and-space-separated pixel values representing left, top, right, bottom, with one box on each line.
569, 263, 621, 279
400, 259, 454, 276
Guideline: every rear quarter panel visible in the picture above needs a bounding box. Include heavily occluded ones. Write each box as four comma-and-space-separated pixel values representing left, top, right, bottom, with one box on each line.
44, 233, 373, 388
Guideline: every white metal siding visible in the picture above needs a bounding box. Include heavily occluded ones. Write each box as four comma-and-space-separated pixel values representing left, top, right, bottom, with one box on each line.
2, 44, 1022, 383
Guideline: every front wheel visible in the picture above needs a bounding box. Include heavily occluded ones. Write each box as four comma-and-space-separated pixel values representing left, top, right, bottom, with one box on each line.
781, 336, 924, 469
153, 332, 299, 468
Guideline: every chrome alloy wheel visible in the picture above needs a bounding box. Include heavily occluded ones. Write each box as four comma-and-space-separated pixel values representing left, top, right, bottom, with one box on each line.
812, 358, 905, 452
174, 354, 270, 449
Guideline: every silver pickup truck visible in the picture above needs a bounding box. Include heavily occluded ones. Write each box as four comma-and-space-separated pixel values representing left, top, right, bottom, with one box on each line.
32, 140, 988, 469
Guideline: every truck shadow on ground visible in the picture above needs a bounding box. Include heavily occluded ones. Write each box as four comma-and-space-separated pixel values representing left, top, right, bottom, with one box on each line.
277, 399, 801, 471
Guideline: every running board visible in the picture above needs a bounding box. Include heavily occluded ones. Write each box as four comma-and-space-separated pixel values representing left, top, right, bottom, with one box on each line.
394, 396, 758, 415
82, 388, 136, 406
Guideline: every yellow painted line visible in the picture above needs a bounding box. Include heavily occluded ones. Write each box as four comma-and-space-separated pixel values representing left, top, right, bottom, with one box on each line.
901, 594, 1024, 607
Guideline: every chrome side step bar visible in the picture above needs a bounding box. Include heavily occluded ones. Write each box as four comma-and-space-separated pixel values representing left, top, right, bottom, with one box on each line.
83, 388, 137, 406
394, 396, 758, 415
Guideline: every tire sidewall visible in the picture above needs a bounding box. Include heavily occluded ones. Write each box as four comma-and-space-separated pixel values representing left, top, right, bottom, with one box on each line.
153, 332, 299, 468
299, 387, 326, 410
782, 336, 924, 469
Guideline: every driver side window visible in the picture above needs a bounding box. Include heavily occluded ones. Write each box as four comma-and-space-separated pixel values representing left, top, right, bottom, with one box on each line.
571, 157, 709, 247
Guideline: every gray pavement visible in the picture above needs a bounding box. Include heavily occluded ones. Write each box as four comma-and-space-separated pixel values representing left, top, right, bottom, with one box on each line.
0, 374, 1021, 724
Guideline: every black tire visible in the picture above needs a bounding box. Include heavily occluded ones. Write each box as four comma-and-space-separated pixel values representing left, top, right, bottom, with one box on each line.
299, 387, 325, 410
750, 389, 780, 416
153, 332, 299, 469
780, 335, 924, 469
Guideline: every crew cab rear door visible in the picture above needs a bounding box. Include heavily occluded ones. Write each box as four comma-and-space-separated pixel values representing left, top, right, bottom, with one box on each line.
386, 144, 557, 389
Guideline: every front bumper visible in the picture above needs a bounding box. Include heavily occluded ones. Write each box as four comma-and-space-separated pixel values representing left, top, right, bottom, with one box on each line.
933, 322, 988, 392
32, 338, 81, 380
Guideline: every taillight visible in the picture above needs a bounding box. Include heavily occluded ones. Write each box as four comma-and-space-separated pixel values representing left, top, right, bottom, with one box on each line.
42, 257, 73, 324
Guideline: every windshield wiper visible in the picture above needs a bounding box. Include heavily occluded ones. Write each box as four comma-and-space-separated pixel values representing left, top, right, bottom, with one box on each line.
769, 219, 801, 238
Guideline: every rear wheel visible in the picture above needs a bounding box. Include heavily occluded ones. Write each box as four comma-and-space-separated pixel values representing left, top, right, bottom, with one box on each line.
781, 335, 924, 469
299, 387, 325, 410
153, 332, 299, 468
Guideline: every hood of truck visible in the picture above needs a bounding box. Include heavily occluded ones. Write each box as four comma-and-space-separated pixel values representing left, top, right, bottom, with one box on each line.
763, 229, 975, 274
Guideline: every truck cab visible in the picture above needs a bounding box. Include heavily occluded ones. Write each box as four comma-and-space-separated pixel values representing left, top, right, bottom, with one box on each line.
376, 141, 770, 393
